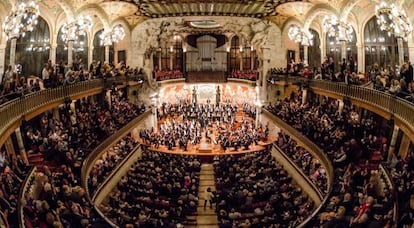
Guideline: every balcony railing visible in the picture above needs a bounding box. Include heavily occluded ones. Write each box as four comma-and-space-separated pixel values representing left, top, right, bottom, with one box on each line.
268, 74, 414, 141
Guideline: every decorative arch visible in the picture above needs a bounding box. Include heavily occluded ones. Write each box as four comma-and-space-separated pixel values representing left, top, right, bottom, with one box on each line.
53, 0, 74, 19
303, 5, 339, 31
76, 5, 110, 30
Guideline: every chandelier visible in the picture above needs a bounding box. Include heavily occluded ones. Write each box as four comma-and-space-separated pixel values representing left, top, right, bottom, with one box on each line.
288, 25, 314, 46
323, 15, 353, 42
61, 15, 93, 42
99, 25, 126, 46
3, 1, 40, 40
375, 2, 412, 39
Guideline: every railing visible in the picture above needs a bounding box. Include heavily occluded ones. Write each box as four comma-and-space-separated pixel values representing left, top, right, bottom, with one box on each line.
267, 75, 414, 141
91, 144, 141, 201
271, 144, 323, 228
309, 80, 414, 135
0, 211, 8, 228
81, 111, 151, 198
91, 146, 143, 227
262, 110, 333, 227
378, 163, 398, 227
272, 143, 324, 199
18, 166, 37, 228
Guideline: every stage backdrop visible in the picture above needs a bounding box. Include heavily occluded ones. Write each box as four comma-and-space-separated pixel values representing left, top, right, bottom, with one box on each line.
158, 83, 256, 105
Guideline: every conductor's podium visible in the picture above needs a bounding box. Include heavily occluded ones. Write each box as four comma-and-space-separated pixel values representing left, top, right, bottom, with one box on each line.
198, 143, 213, 153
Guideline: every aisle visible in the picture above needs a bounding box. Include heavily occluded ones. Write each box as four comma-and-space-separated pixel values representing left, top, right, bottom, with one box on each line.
195, 163, 219, 228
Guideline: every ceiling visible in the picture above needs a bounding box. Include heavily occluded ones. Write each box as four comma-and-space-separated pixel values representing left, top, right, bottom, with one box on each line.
4, 0, 409, 30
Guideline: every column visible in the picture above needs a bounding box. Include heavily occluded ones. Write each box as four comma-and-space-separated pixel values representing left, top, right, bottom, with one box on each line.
15, 128, 28, 164
303, 45, 309, 66
68, 40, 74, 67
387, 125, 399, 162
398, 133, 411, 159
261, 48, 271, 102
88, 46, 94, 67
10, 38, 17, 67
4, 137, 16, 160
338, 100, 344, 115
357, 43, 364, 73
0, 45, 6, 78
408, 43, 414, 63
52, 108, 60, 120
397, 37, 404, 66
158, 50, 162, 69
340, 40, 347, 61
170, 50, 173, 70
50, 44, 57, 65
105, 45, 110, 63
320, 32, 326, 64
251, 48, 255, 70
302, 89, 308, 105
240, 50, 243, 70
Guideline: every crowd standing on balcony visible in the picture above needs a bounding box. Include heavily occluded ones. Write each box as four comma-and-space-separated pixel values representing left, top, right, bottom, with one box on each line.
269, 56, 366, 85
101, 150, 200, 227
18, 92, 145, 227
267, 93, 399, 227
371, 61, 414, 103
214, 151, 315, 227
0, 59, 144, 105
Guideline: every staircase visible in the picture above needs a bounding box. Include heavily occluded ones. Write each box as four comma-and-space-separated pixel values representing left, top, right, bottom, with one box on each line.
193, 163, 218, 228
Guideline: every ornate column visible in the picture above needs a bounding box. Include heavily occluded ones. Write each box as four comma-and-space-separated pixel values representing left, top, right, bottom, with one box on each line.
0, 44, 6, 78
170, 47, 173, 70
4, 137, 16, 160
357, 43, 364, 73
388, 125, 400, 162
105, 45, 110, 63
158, 50, 162, 69
255, 85, 261, 127
302, 89, 308, 104
320, 32, 326, 63
398, 133, 411, 159
261, 48, 271, 102
303, 45, 309, 65
151, 94, 159, 129
338, 100, 344, 115
68, 40, 74, 67
88, 46, 94, 67
50, 43, 57, 65
10, 38, 18, 67
15, 128, 28, 164
408, 42, 414, 63
397, 37, 404, 66
340, 40, 347, 61
251, 48, 255, 70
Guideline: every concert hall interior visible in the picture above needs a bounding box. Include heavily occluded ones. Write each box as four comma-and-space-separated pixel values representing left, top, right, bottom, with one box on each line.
1, 0, 414, 228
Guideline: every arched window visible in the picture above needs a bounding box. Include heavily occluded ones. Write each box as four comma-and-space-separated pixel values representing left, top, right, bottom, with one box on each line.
325, 27, 357, 72
171, 35, 183, 71
92, 29, 114, 64
56, 27, 88, 70
5, 16, 50, 76
364, 16, 408, 72
300, 29, 320, 69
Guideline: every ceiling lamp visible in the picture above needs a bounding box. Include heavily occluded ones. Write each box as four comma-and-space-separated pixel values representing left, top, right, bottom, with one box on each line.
375, 2, 412, 39
99, 25, 126, 46
3, 1, 40, 40
61, 15, 93, 42
288, 24, 314, 46
323, 15, 353, 42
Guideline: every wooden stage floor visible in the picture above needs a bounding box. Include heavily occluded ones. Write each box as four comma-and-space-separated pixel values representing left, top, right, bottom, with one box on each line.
137, 109, 276, 157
